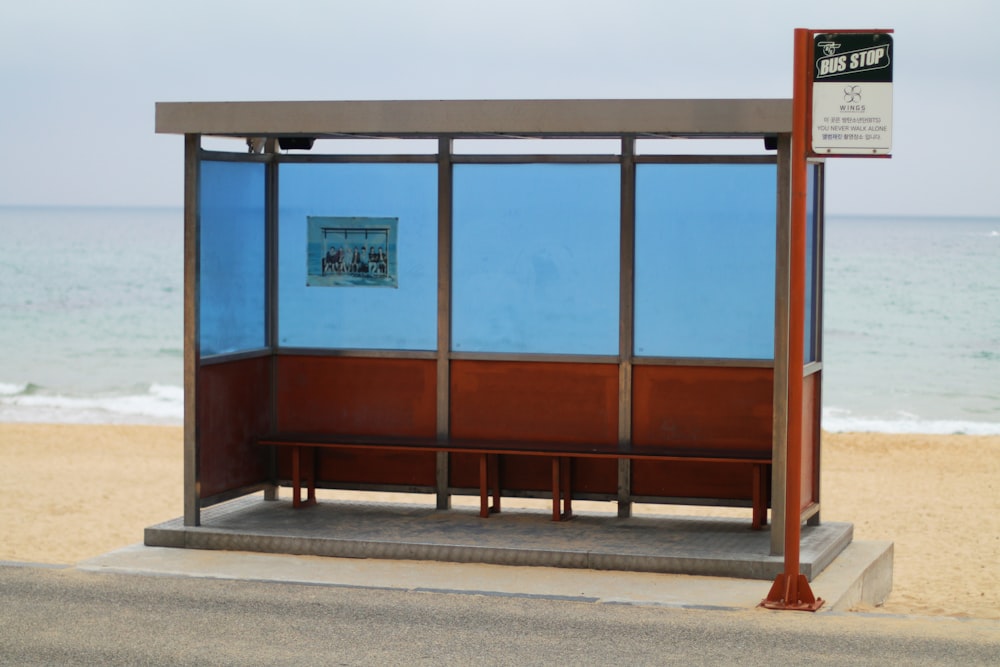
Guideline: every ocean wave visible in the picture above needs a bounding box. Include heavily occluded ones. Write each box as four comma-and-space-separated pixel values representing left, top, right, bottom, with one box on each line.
822, 407, 1000, 435
0, 382, 47, 397
0, 383, 183, 425
0, 382, 29, 396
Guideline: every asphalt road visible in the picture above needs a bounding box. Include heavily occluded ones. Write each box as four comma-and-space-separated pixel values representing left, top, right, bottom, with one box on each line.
1, 565, 997, 666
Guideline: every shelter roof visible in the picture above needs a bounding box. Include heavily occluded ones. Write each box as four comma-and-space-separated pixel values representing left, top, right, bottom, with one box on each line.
155, 99, 792, 139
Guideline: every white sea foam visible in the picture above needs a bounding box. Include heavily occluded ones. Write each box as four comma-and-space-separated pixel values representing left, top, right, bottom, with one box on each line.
822, 406, 1000, 436
0, 383, 183, 425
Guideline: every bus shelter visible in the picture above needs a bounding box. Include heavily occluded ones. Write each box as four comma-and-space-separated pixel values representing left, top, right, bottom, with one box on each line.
156, 99, 825, 557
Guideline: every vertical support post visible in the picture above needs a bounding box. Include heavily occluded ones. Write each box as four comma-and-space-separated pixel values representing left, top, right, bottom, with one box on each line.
617, 136, 636, 518
771, 132, 792, 555
435, 137, 453, 510
183, 134, 201, 527
264, 148, 279, 502
763, 29, 823, 611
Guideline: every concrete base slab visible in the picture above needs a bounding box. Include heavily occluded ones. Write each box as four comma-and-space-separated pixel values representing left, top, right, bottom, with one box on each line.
814, 539, 895, 610
82, 538, 892, 612
144, 495, 866, 583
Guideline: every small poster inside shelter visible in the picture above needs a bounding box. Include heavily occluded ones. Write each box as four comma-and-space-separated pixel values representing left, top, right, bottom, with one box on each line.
306, 216, 399, 288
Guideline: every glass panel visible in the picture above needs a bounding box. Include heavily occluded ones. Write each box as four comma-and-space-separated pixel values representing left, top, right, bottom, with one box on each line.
635, 164, 776, 359
198, 159, 266, 356
278, 163, 437, 350
452, 164, 620, 354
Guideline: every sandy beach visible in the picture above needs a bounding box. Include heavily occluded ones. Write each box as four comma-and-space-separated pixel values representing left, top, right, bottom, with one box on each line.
1, 423, 997, 619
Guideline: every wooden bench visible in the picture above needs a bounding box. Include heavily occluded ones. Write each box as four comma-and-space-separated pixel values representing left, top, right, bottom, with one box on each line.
259, 434, 771, 529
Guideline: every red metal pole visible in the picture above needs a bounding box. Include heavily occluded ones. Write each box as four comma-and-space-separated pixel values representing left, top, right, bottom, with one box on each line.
762, 28, 823, 611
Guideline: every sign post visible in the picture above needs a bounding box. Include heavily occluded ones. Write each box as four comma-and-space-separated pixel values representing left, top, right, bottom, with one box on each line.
762, 28, 892, 613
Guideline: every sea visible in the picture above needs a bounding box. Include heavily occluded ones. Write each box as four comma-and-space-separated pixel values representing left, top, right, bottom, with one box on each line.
1, 206, 998, 434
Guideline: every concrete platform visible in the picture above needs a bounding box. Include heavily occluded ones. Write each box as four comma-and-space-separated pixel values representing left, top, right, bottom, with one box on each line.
137, 494, 893, 610
146, 495, 852, 580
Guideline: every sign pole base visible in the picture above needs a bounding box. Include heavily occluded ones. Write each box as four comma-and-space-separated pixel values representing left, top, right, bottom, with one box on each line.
760, 573, 824, 611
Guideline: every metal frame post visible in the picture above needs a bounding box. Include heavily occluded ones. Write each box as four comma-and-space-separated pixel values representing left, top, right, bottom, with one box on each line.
183, 133, 201, 526
264, 147, 279, 501
807, 162, 827, 525
617, 136, 636, 517
770, 132, 792, 555
435, 137, 453, 509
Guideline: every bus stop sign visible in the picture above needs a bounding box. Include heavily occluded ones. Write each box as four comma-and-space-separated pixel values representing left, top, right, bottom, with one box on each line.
811, 32, 893, 156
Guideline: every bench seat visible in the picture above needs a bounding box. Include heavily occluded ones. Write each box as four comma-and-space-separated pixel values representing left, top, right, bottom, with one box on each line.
259, 434, 771, 528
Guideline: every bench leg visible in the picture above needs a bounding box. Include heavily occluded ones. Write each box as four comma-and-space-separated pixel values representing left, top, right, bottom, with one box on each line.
291, 445, 302, 507
551, 456, 573, 521
490, 454, 501, 514
562, 457, 572, 519
479, 453, 501, 518
479, 453, 488, 517
751, 463, 767, 530
291, 445, 317, 509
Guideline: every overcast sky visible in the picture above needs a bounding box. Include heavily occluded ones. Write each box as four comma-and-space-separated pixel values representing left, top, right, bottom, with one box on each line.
1, 0, 996, 217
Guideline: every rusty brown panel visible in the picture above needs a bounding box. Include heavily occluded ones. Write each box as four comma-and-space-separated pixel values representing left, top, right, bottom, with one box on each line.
450, 360, 618, 445
276, 355, 437, 437
448, 452, 481, 489
572, 457, 618, 494
801, 371, 818, 509
449, 453, 567, 494
632, 459, 754, 501
321, 449, 434, 487
198, 357, 271, 498
498, 456, 555, 492
273, 448, 437, 487
449, 453, 616, 495
632, 365, 773, 453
